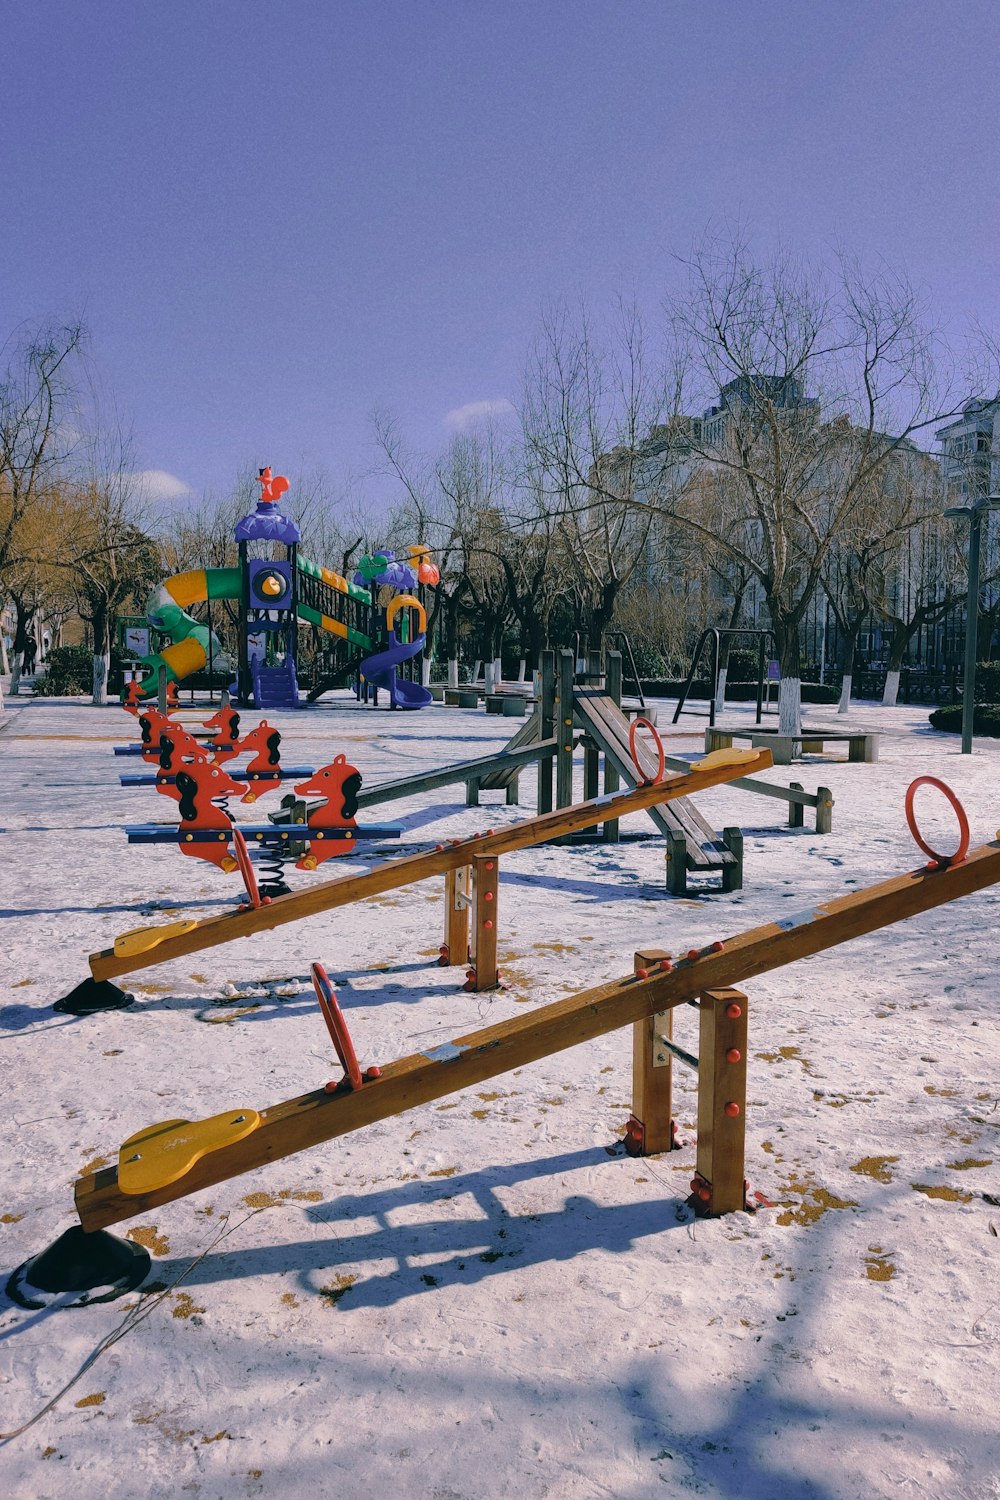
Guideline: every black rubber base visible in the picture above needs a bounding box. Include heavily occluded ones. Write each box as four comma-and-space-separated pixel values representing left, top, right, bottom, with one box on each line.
54, 978, 135, 1015
6, 1227, 152, 1309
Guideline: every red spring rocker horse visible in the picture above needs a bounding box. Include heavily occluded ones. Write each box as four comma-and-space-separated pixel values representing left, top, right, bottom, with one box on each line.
174, 758, 247, 871
236, 721, 283, 802
293, 755, 363, 869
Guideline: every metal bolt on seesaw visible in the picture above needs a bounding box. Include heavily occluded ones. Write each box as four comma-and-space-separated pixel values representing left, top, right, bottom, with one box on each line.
8, 775, 994, 1308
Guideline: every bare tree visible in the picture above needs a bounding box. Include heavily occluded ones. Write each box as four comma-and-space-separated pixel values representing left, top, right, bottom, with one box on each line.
0, 321, 85, 710
646, 236, 962, 733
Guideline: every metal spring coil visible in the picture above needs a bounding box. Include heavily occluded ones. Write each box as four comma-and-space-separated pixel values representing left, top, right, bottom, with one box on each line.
256, 842, 293, 898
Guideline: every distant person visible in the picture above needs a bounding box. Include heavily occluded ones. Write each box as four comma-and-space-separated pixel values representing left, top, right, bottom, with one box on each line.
23, 640, 36, 675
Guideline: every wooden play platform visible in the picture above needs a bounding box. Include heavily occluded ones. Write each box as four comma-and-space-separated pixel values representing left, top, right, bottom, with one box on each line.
705, 724, 880, 765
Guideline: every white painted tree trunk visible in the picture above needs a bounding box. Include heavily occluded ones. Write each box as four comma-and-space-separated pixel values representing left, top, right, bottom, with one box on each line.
882, 669, 900, 708
494, 656, 503, 687
421, 657, 431, 685
92, 652, 110, 706
471, 659, 481, 685
778, 677, 802, 736
9, 651, 23, 696
447, 658, 459, 689
838, 673, 852, 714
484, 661, 496, 694
517, 658, 526, 683
713, 665, 728, 719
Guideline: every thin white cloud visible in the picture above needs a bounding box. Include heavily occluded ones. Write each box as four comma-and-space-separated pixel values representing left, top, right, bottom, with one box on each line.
443, 398, 515, 432
134, 468, 192, 503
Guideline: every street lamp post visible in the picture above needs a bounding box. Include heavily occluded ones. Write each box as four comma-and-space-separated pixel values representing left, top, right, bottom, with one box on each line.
944, 494, 1000, 755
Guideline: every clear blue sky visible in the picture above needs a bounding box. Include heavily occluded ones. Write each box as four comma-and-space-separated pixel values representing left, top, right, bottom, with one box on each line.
4, 1, 999, 506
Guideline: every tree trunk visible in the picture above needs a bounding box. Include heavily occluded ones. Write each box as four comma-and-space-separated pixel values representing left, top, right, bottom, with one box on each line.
837, 623, 862, 715
91, 602, 111, 706
772, 618, 803, 736
881, 622, 910, 708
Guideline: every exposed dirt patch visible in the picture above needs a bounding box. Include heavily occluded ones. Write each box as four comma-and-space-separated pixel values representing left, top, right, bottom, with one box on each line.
850, 1155, 899, 1184
864, 1246, 897, 1281
241, 1189, 324, 1208
320, 1273, 357, 1307
912, 1182, 973, 1203
127, 1224, 170, 1257
171, 1292, 207, 1320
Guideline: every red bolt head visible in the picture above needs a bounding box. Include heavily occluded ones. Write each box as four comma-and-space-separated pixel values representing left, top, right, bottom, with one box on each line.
659, 959, 673, 972
636, 967, 649, 980
473, 832, 481, 839
724, 1101, 741, 1117
484, 919, 493, 930
484, 890, 494, 901
711, 940, 725, 953
726, 1002, 742, 1019
697, 1185, 711, 1202
690, 1178, 700, 1192
439, 944, 449, 954
485, 860, 495, 870
436, 843, 445, 851
452, 838, 462, 845
363, 1065, 382, 1080
726, 1047, 742, 1063
487, 828, 495, 835
687, 948, 700, 961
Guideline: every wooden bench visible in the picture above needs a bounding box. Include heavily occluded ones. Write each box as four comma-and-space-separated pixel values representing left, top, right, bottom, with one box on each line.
705, 725, 879, 766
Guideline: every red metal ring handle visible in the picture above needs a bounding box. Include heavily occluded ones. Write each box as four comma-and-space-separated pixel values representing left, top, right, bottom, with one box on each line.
628, 715, 665, 784
232, 828, 262, 908
311, 962, 362, 1092
904, 776, 970, 868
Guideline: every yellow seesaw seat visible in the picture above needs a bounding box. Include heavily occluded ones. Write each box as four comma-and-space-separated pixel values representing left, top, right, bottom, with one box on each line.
118, 1110, 262, 1195
113, 919, 199, 958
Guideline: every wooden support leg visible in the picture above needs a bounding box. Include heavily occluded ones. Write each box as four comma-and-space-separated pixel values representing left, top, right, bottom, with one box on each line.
603, 654, 621, 841
442, 864, 471, 967
626, 949, 675, 1155
537, 649, 555, 815
466, 778, 480, 807
505, 775, 520, 806
555, 649, 575, 815
721, 827, 743, 892
665, 829, 688, 896
693, 987, 748, 1215
816, 786, 834, 835
583, 735, 600, 803
468, 853, 499, 991
788, 781, 805, 829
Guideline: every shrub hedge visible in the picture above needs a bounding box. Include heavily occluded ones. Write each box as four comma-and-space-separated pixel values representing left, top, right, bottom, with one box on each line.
32, 645, 93, 697
928, 703, 1000, 736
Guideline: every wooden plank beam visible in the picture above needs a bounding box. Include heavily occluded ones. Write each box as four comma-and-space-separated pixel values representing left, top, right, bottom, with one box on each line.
76, 839, 1000, 1230
355, 728, 552, 808
89, 748, 773, 983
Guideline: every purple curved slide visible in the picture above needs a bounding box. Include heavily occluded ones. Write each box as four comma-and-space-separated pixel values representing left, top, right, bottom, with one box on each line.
359, 632, 433, 710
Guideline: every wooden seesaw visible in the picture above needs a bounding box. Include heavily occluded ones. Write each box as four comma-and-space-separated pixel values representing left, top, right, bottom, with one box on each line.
10, 776, 997, 1307
58, 746, 774, 1015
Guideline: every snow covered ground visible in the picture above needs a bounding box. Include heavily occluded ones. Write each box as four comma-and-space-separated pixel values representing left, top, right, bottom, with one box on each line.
0, 690, 997, 1499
